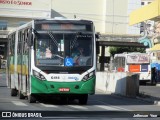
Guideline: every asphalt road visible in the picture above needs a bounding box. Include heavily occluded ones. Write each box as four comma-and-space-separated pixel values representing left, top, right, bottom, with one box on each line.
0, 72, 160, 119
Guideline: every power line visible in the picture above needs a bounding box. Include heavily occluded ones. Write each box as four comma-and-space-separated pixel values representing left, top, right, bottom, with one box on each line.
56, 11, 129, 17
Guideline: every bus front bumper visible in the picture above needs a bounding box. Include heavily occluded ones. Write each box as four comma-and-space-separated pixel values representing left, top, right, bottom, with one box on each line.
31, 76, 96, 95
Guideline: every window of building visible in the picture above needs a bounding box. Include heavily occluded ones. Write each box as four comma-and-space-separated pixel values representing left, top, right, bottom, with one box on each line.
141, 2, 144, 5
0, 21, 7, 30
18, 21, 27, 26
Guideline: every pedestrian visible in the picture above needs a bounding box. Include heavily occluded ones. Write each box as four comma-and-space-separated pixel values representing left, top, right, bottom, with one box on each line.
151, 67, 157, 85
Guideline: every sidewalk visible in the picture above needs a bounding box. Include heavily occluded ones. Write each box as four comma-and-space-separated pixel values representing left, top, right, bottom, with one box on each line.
138, 84, 160, 105
97, 81, 160, 106
0, 70, 7, 87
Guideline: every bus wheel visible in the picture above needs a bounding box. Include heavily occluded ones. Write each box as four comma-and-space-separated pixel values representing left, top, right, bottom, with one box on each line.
18, 91, 25, 99
28, 94, 36, 103
11, 88, 17, 96
79, 94, 88, 105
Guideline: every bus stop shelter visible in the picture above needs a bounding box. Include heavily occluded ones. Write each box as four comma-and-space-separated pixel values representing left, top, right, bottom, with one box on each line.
98, 34, 147, 71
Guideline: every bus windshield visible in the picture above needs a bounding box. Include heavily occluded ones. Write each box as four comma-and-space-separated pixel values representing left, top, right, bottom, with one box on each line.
35, 32, 93, 67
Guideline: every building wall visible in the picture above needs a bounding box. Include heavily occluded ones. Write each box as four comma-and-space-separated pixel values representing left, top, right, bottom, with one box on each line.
105, 0, 128, 34
141, 0, 154, 5
127, 0, 141, 34
0, 17, 31, 31
0, 0, 51, 18
51, 0, 141, 35
0, 0, 141, 34
140, 0, 155, 35
0, 0, 52, 58
0, 0, 51, 31
51, 0, 106, 33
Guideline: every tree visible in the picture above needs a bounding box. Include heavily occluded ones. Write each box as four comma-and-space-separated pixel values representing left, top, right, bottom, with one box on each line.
109, 47, 146, 57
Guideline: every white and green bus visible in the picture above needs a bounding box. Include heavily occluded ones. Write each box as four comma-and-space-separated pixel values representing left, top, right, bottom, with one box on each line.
7, 18, 98, 104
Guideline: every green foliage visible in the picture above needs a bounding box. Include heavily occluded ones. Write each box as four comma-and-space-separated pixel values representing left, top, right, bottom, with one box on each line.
109, 47, 146, 57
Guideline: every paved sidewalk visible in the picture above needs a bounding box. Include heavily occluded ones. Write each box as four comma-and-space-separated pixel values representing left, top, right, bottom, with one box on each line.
0, 72, 7, 87
97, 81, 160, 106
138, 84, 160, 105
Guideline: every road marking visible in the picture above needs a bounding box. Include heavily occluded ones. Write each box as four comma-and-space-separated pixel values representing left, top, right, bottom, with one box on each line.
11, 101, 28, 106
95, 105, 119, 111
40, 103, 58, 108
68, 105, 124, 111
90, 100, 132, 111
40, 104, 88, 110
39, 104, 120, 111
68, 105, 88, 110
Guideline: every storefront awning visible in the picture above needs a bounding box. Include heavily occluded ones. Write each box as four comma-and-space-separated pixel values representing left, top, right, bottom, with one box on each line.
129, 0, 160, 25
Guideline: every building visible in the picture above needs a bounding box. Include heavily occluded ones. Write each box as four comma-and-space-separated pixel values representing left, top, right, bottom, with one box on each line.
130, 0, 158, 45
140, 0, 154, 35
51, 0, 141, 34
141, 0, 154, 5
51, 0, 142, 58
0, 0, 141, 59
0, 0, 51, 59
130, 0, 160, 82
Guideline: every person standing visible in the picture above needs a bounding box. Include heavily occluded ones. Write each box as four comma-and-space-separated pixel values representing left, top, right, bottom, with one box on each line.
151, 67, 157, 85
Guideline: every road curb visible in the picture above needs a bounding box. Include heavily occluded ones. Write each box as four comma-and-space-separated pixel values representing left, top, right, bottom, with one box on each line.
154, 101, 160, 105
136, 96, 160, 106
96, 89, 160, 106
156, 84, 160, 87
110, 92, 160, 106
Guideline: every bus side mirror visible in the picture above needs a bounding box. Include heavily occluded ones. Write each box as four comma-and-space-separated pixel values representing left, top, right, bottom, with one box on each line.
96, 41, 100, 54
95, 32, 100, 39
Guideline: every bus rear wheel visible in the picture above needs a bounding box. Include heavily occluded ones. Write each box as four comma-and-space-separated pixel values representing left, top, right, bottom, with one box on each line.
28, 94, 36, 103
78, 94, 88, 105
11, 88, 17, 96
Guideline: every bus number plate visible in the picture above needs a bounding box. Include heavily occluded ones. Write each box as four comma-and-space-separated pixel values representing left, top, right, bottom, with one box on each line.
59, 88, 70, 92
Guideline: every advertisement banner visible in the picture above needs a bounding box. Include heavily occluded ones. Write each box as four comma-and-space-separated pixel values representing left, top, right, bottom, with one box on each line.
141, 64, 148, 72
129, 65, 140, 72
126, 54, 149, 64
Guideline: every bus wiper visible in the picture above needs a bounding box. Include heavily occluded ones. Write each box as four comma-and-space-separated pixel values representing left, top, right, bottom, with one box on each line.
48, 31, 58, 48
52, 54, 64, 59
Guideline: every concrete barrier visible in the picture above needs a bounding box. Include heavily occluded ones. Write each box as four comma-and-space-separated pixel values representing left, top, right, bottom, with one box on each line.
96, 72, 139, 97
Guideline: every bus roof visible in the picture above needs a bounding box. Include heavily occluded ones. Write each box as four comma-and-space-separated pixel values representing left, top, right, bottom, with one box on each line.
8, 18, 93, 36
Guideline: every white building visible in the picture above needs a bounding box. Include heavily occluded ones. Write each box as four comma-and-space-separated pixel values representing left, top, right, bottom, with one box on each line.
51, 0, 141, 34
0, 0, 51, 31
0, 0, 142, 36
0, 0, 51, 58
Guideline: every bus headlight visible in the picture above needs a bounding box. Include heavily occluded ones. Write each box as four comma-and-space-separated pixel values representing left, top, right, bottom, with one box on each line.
33, 70, 46, 80
82, 70, 95, 81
